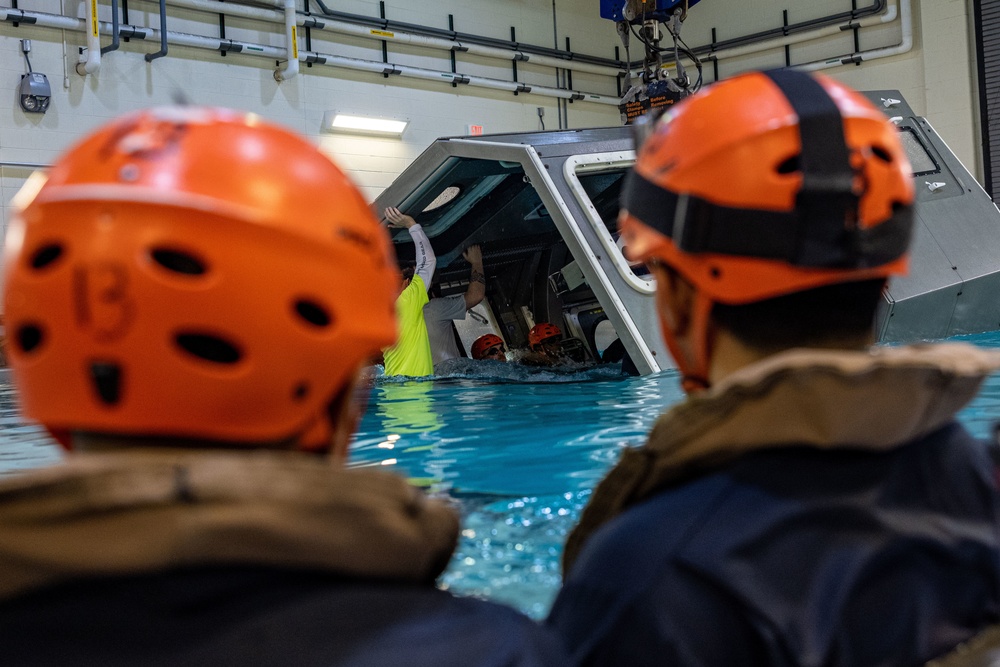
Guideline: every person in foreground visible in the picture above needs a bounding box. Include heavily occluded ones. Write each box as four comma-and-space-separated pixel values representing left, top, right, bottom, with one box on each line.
547, 69, 1000, 666
382, 206, 437, 377
0, 107, 565, 666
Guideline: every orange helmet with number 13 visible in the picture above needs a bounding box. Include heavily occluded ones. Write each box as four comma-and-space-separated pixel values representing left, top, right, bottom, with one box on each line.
4, 107, 400, 451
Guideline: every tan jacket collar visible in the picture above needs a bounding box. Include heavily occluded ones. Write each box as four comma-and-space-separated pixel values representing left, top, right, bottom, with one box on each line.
563, 343, 1000, 572
0, 449, 458, 601
645, 342, 1000, 477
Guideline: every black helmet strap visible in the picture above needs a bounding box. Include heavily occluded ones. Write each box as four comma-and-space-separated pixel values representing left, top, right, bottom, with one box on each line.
764, 68, 860, 267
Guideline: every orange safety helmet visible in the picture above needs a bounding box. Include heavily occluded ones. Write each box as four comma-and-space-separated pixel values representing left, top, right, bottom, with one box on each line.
471, 334, 505, 360
528, 322, 563, 348
3, 106, 399, 451
619, 69, 915, 392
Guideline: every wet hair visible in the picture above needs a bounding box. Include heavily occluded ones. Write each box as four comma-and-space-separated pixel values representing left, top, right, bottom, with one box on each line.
711, 278, 886, 352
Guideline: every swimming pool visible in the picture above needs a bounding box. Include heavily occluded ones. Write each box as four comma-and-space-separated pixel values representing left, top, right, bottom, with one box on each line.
4, 334, 1000, 618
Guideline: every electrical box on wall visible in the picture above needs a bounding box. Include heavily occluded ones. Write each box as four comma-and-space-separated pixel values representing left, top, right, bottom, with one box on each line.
19, 73, 51, 114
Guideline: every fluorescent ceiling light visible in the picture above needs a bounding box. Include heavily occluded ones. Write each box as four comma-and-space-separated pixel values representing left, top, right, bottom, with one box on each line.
322, 112, 408, 137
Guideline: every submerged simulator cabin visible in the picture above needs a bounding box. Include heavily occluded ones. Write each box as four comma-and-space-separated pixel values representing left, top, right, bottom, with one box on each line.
373, 90, 1000, 375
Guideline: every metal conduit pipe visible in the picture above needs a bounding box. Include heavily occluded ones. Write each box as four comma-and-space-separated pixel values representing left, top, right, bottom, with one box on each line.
632, 0, 890, 76
0, 7, 616, 106
799, 0, 912, 71
681, 0, 887, 61
100, 0, 121, 55
304, 16, 622, 78
145, 0, 169, 61
164, 0, 623, 78
301, 49, 620, 105
273, 0, 299, 81
705, 0, 897, 63
307, 0, 626, 70
77, 0, 102, 75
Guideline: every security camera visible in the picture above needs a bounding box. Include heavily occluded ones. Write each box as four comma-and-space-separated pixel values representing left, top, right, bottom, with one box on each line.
19, 73, 50, 114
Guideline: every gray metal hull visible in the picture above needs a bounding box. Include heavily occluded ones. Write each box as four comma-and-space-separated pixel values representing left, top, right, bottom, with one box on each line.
375, 90, 1000, 375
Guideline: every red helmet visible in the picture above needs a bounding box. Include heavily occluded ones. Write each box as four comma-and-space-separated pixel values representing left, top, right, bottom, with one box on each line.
528, 322, 562, 348
619, 69, 914, 391
4, 106, 399, 451
471, 334, 505, 360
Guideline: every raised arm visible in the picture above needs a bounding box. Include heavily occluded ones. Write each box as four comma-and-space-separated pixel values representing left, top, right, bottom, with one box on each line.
462, 244, 486, 310
385, 206, 436, 292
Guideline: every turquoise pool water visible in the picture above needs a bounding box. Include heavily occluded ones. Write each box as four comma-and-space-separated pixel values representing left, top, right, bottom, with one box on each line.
4, 333, 1000, 619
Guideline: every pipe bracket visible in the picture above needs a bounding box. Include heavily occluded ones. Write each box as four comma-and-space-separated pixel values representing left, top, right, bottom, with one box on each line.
4, 11, 36, 25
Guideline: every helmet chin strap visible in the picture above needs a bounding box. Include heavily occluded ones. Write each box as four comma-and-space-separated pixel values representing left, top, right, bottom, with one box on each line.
658, 290, 715, 394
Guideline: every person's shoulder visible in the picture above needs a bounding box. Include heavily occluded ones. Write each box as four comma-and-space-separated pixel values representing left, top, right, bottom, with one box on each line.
364, 589, 569, 666
575, 474, 734, 573
400, 276, 429, 306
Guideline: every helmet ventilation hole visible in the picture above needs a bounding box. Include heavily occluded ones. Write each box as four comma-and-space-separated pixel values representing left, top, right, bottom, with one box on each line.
30, 244, 64, 270
151, 248, 207, 276
175, 333, 242, 364
871, 145, 893, 163
776, 156, 800, 175
710, 266, 722, 279
292, 382, 309, 401
90, 362, 122, 405
294, 299, 332, 328
15, 324, 44, 353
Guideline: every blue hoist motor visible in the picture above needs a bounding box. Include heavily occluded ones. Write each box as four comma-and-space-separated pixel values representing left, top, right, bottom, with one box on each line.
600, 0, 702, 23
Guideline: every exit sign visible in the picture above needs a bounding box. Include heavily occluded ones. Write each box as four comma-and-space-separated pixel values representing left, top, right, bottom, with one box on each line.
468, 124, 483, 135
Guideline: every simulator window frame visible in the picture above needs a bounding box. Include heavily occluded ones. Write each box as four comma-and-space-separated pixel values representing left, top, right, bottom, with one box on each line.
564, 152, 655, 295
898, 126, 940, 177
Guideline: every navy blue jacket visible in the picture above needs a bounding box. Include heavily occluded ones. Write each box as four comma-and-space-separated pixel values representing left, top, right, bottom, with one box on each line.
0, 565, 566, 666
548, 423, 1000, 666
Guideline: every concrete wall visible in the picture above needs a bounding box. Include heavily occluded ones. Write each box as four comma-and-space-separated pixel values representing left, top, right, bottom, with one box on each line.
0, 0, 981, 250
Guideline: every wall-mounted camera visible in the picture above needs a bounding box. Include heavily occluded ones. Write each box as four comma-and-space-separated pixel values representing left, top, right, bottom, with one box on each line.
19, 73, 51, 114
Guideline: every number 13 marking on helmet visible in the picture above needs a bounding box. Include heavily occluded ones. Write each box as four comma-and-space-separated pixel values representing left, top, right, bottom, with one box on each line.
73, 262, 136, 343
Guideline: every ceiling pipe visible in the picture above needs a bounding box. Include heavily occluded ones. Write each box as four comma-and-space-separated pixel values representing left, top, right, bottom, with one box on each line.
703, 0, 898, 64
76, 0, 102, 75
164, 0, 623, 78
678, 0, 887, 62
273, 0, 299, 81
306, 0, 625, 71
300, 48, 620, 105
0, 7, 617, 106
798, 0, 912, 71
301, 14, 622, 78
647, 0, 898, 78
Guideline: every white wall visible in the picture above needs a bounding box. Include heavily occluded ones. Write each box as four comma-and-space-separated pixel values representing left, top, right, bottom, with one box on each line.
0, 0, 982, 240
